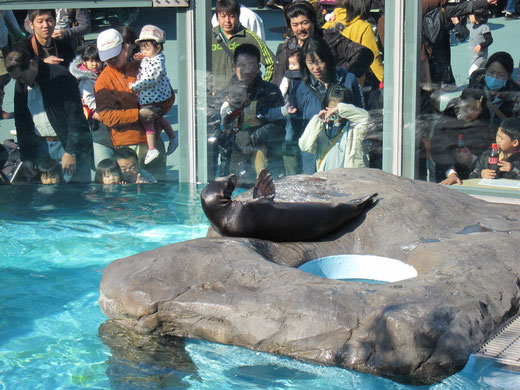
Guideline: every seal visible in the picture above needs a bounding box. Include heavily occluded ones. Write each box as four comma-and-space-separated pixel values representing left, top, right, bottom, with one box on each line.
201, 169, 377, 242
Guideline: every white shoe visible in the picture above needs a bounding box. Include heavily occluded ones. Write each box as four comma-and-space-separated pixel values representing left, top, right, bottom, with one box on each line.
144, 148, 160, 164
166, 137, 178, 155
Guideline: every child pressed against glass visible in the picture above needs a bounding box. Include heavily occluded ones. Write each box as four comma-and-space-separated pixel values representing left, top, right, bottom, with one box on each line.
129, 25, 177, 165
469, 118, 520, 180
38, 158, 62, 184
113, 147, 156, 184
94, 159, 123, 184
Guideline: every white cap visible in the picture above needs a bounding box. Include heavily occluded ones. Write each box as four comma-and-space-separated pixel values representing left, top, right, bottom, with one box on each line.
97, 29, 123, 61
135, 25, 166, 44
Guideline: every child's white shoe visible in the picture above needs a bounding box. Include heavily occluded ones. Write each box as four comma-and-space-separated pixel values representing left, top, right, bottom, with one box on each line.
144, 148, 160, 165
167, 137, 178, 155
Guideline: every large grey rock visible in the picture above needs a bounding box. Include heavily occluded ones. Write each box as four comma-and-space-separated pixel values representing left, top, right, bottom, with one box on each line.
99, 168, 520, 384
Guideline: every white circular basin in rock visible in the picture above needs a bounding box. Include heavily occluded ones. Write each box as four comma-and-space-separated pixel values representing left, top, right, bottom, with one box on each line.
298, 255, 418, 283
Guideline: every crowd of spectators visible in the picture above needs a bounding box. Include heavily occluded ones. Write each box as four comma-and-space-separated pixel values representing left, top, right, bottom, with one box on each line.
1, 0, 519, 187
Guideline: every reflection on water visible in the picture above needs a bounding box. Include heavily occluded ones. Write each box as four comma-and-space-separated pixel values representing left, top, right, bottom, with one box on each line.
99, 322, 197, 389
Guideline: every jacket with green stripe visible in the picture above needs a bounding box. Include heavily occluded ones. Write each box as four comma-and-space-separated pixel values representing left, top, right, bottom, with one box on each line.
211, 24, 275, 93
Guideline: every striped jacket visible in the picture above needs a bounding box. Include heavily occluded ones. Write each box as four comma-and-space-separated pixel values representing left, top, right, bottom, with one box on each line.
211, 24, 274, 93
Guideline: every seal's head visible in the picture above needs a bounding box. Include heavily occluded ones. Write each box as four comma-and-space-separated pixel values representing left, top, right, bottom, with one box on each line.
201, 174, 238, 212
221, 174, 238, 199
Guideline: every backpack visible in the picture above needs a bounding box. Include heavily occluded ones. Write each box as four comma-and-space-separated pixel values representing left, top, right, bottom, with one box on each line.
423, 7, 446, 46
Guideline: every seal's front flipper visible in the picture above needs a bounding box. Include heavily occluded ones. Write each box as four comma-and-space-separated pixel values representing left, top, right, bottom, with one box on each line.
253, 168, 275, 200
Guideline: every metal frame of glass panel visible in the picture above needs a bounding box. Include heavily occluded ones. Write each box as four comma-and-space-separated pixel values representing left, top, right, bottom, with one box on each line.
0, 1, 152, 10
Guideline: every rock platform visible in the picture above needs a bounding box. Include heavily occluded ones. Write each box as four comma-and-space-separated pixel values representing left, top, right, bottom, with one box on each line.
99, 169, 520, 384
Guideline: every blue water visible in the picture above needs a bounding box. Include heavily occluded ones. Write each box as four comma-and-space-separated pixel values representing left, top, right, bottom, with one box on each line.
0, 183, 517, 389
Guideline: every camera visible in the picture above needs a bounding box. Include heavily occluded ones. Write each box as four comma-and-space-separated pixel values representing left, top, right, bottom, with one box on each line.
328, 113, 339, 122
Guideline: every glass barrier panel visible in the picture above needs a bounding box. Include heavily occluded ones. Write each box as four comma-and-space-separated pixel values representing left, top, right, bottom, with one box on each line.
206, 1, 386, 187
414, 1, 520, 200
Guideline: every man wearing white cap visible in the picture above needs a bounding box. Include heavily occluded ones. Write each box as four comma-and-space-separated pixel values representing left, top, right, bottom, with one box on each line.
94, 28, 175, 181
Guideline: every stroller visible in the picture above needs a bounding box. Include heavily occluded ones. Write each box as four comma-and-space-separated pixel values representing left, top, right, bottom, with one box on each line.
0, 139, 23, 184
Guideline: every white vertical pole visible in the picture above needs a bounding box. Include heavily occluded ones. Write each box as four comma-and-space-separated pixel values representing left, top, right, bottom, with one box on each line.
185, 5, 197, 183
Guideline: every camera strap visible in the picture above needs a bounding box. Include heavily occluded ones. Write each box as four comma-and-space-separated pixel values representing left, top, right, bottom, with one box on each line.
317, 127, 345, 171
215, 32, 235, 60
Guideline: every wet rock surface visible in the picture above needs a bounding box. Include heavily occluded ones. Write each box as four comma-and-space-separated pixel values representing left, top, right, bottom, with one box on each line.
99, 168, 520, 384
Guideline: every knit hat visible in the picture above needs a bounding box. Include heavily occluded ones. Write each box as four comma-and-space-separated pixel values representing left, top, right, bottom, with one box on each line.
97, 29, 123, 61
135, 25, 166, 44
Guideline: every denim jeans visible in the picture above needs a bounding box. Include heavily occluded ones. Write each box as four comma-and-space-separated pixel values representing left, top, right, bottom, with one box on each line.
506, 0, 516, 13
91, 122, 115, 168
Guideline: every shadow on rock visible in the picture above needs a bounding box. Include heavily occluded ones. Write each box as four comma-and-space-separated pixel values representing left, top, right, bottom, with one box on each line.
99, 321, 200, 389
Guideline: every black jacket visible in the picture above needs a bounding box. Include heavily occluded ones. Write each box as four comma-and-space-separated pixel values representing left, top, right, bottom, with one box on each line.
469, 150, 520, 180
430, 109, 496, 181
14, 59, 92, 162
18, 36, 75, 69
271, 29, 374, 86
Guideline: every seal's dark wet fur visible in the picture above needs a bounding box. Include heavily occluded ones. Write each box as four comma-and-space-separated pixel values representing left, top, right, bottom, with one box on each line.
201, 169, 377, 242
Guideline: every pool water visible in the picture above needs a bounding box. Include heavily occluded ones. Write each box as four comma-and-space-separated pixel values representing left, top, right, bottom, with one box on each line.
0, 183, 516, 389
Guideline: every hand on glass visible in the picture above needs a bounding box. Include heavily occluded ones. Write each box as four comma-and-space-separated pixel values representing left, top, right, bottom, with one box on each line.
440, 172, 461, 185
61, 152, 76, 177
135, 173, 149, 184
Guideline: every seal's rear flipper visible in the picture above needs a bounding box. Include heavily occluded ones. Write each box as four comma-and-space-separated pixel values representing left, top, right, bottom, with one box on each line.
253, 168, 275, 200
350, 193, 378, 211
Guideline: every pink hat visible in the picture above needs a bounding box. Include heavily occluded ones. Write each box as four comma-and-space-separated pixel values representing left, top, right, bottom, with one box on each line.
135, 25, 166, 44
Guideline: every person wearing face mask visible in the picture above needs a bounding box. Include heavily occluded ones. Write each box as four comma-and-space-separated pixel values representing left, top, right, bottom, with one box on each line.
469, 51, 520, 126
429, 88, 497, 185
